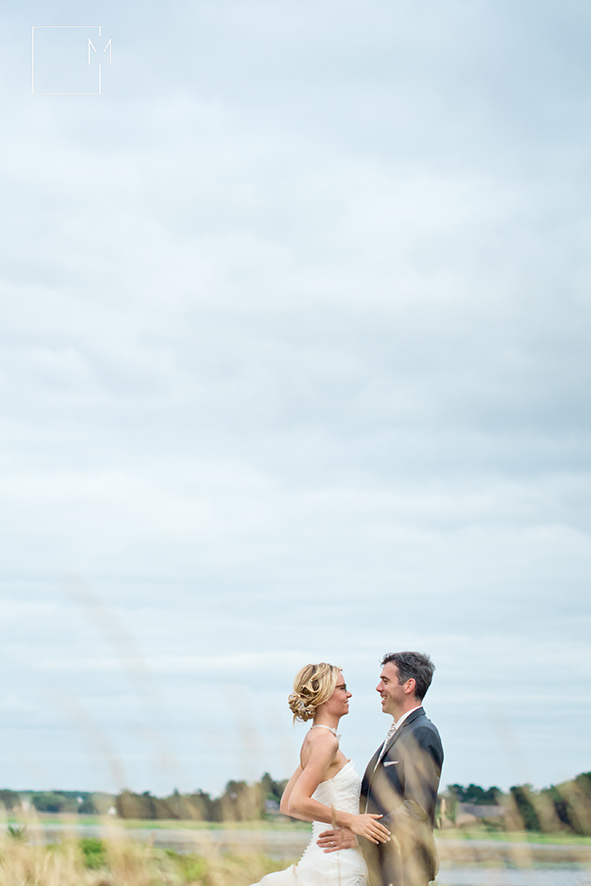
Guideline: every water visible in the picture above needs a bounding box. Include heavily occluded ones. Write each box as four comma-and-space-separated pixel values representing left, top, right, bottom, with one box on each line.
437, 866, 591, 885
8, 824, 591, 885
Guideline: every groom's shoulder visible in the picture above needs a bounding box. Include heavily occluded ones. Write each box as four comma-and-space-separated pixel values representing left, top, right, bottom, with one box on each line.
407, 710, 443, 747
415, 708, 438, 730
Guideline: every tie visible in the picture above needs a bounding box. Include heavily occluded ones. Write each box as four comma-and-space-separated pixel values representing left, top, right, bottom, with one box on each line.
379, 720, 397, 760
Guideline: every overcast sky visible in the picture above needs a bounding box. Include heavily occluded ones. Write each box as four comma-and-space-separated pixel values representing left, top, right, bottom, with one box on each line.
0, 0, 590, 797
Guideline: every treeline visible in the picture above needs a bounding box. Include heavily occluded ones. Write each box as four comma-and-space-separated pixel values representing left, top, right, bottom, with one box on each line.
444, 772, 591, 836
447, 783, 501, 805
3, 771, 591, 834
116, 773, 288, 821
0, 773, 288, 822
0, 790, 115, 815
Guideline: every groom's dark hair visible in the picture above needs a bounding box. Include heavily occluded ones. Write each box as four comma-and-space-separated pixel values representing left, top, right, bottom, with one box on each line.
381, 651, 435, 700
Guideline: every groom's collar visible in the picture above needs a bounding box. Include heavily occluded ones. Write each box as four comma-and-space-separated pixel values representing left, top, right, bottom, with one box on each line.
393, 704, 423, 730
374, 705, 425, 776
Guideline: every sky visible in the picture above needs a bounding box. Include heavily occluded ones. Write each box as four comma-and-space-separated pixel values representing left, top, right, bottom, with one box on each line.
0, 0, 590, 797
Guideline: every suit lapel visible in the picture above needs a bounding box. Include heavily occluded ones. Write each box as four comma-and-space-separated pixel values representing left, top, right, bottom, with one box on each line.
366, 707, 425, 802
365, 746, 381, 779
363, 746, 383, 812
381, 706, 424, 759
365, 729, 402, 802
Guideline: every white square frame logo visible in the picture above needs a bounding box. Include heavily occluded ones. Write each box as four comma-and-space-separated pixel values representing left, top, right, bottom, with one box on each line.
32, 25, 111, 95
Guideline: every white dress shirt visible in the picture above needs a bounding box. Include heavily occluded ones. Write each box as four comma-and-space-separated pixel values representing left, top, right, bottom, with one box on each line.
376, 705, 423, 766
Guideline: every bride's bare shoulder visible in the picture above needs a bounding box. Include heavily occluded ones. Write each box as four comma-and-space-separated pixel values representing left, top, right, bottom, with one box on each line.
300, 728, 339, 766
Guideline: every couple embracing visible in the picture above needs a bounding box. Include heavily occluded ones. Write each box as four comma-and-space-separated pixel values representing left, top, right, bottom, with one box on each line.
249, 652, 444, 886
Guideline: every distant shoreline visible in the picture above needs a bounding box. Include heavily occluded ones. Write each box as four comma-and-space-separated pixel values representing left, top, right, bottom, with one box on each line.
3, 820, 591, 864
4, 818, 591, 845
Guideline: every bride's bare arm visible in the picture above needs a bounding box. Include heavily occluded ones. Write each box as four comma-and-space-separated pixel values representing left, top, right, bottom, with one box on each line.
279, 765, 306, 819
285, 733, 390, 844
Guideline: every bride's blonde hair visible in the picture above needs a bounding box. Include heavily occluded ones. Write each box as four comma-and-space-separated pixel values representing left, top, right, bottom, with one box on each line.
288, 662, 341, 722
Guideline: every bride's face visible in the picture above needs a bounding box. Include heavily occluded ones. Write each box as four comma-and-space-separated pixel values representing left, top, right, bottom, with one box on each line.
325, 673, 352, 719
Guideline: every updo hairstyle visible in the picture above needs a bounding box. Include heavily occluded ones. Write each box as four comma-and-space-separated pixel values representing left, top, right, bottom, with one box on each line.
288, 663, 341, 723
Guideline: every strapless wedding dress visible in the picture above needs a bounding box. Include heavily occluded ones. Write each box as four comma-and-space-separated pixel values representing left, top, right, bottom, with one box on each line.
248, 759, 367, 886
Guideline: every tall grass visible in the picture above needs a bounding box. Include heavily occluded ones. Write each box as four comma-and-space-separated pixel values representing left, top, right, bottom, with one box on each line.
0, 833, 289, 886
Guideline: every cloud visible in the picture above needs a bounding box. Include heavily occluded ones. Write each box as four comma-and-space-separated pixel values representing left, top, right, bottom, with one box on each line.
0, 0, 589, 794
0, 695, 39, 716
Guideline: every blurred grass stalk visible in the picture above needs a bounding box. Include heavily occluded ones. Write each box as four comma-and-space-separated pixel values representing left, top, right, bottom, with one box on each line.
0, 828, 290, 885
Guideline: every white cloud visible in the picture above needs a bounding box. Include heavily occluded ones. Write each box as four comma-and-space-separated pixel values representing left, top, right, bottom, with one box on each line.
0, 0, 589, 794
0, 695, 39, 715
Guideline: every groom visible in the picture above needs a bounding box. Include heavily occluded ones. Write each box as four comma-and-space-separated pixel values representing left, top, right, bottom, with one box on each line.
317, 651, 444, 886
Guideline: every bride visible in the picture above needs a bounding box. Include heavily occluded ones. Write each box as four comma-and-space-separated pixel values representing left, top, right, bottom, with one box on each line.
249, 662, 390, 886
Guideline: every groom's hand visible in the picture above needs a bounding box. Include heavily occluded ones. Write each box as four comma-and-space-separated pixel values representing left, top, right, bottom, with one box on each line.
317, 826, 356, 853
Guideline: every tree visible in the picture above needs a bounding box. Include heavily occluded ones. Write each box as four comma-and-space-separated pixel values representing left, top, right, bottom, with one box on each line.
260, 773, 288, 806
218, 779, 265, 821
31, 792, 73, 813
509, 785, 540, 831
0, 789, 21, 811
184, 789, 215, 821
447, 783, 501, 805
116, 790, 158, 819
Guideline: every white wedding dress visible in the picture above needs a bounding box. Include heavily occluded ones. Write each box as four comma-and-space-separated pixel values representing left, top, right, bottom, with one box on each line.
249, 759, 368, 886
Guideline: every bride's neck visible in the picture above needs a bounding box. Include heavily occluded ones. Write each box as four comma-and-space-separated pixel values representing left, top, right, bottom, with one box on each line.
312, 713, 340, 730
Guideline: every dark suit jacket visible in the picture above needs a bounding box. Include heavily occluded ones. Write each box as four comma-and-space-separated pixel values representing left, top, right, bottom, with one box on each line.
360, 707, 443, 886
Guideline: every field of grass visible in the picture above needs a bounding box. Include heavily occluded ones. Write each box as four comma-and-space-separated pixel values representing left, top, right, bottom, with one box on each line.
1, 827, 590, 885
0, 833, 293, 886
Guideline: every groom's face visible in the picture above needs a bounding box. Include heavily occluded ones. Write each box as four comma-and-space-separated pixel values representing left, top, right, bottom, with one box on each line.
376, 662, 406, 717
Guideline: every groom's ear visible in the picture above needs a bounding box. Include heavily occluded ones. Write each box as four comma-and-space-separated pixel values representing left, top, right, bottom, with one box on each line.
404, 678, 416, 695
